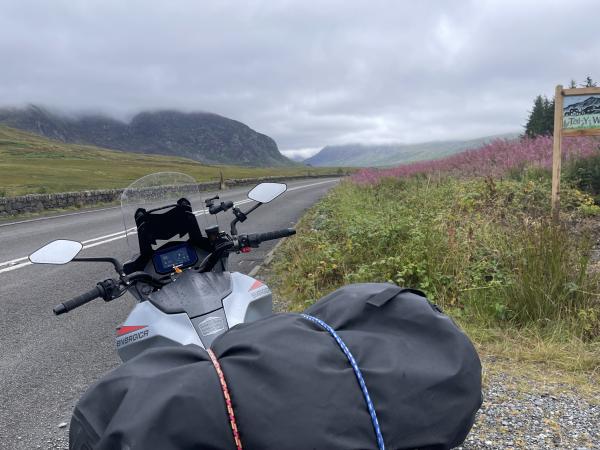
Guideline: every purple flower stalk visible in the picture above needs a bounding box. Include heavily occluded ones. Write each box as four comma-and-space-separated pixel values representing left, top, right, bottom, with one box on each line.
352, 136, 600, 184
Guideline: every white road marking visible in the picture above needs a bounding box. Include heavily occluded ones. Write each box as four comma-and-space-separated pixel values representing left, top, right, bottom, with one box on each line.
247, 265, 260, 278
0, 255, 29, 267
246, 235, 289, 278
0, 261, 32, 274
286, 179, 338, 191
82, 229, 129, 244
0, 178, 337, 228
0, 232, 142, 274
0, 206, 120, 228
0, 229, 133, 269
0, 179, 338, 275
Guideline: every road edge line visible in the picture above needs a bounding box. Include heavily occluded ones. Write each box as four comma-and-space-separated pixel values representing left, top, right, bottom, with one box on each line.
248, 237, 287, 278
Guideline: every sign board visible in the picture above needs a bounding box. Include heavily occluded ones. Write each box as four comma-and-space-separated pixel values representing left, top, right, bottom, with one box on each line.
562, 94, 600, 131
552, 86, 600, 221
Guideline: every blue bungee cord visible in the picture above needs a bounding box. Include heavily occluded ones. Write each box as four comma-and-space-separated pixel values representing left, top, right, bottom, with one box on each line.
300, 313, 385, 450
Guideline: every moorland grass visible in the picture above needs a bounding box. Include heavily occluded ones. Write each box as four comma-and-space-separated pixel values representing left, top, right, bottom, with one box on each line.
271, 176, 600, 372
0, 125, 344, 196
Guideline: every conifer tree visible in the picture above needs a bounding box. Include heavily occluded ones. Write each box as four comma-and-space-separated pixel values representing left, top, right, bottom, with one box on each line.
525, 76, 597, 137
584, 76, 597, 87
542, 97, 555, 135
525, 95, 553, 137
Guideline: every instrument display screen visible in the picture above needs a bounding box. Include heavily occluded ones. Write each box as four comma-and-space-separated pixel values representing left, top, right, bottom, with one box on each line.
152, 243, 198, 274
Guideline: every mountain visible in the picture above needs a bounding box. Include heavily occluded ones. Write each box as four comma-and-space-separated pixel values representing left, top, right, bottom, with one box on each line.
0, 124, 335, 196
0, 105, 292, 167
304, 133, 520, 167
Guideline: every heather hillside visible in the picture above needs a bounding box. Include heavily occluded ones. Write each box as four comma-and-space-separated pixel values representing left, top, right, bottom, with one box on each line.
304, 133, 519, 167
352, 135, 599, 183
272, 135, 600, 377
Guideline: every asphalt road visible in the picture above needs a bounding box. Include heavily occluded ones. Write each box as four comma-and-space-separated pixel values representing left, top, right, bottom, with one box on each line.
0, 177, 339, 450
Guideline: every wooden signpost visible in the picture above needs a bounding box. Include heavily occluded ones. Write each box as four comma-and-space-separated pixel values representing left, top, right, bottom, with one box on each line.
551, 85, 600, 222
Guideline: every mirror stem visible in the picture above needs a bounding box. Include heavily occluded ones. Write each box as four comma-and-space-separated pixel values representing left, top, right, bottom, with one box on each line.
244, 202, 262, 216
230, 202, 262, 235
72, 257, 124, 275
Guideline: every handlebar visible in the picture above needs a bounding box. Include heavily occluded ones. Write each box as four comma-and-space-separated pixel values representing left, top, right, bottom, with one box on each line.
199, 228, 295, 272
52, 228, 296, 314
53, 285, 104, 315
53, 278, 125, 315
241, 228, 296, 248
209, 200, 234, 215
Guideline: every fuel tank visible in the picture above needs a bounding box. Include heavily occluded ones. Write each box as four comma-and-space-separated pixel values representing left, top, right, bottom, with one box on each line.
116, 271, 272, 361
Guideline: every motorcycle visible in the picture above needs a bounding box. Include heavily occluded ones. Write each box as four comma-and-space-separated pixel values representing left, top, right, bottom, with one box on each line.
28, 172, 295, 360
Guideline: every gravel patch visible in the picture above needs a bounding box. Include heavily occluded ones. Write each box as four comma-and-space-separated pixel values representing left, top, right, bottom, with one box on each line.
458, 361, 599, 450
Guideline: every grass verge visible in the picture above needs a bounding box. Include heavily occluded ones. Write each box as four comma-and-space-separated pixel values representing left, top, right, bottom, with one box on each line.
0, 125, 347, 196
271, 176, 600, 378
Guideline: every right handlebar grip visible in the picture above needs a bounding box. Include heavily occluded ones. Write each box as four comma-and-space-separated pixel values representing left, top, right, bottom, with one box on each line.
53, 285, 103, 315
247, 228, 296, 246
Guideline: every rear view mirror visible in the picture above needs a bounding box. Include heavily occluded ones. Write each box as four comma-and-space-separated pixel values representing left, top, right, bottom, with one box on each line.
247, 183, 287, 204
29, 240, 83, 265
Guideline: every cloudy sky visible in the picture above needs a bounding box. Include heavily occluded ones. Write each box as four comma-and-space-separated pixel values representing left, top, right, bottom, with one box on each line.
1, 0, 599, 158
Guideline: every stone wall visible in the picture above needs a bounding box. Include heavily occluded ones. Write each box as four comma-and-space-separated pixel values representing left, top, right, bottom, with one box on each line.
0, 175, 335, 217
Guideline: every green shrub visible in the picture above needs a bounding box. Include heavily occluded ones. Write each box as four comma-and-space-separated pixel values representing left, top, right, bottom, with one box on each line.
563, 154, 600, 203
273, 177, 600, 339
497, 222, 596, 326
507, 165, 552, 183
578, 204, 600, 217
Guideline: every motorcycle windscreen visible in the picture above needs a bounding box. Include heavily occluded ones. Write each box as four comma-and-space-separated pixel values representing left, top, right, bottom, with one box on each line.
120, 172, 209, 257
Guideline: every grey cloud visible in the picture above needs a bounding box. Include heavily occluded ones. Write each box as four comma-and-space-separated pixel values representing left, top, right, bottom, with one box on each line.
1, 0, 599, 152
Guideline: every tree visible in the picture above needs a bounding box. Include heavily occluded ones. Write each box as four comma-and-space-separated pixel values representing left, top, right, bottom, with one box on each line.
524, 76, 597, 138
542, 97, 555, 135
525, 95, 553, 137
583, 76, 597, 87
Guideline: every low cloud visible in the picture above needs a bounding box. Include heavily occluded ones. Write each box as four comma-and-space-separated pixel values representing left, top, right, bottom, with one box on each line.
281, 147, 321, 160
1, 0, 599, 151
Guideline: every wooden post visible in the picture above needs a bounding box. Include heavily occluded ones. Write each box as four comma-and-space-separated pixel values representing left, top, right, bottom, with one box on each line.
551, 85, 600, 221
551, 85, 563, 223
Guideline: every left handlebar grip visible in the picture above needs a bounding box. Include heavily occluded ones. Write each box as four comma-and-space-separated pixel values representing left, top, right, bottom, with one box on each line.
53, 285, 103, 315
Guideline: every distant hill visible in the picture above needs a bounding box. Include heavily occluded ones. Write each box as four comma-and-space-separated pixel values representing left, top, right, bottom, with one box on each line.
0, 125, 336, 196
304, 133, 520, 167
0, 105, 292, 167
